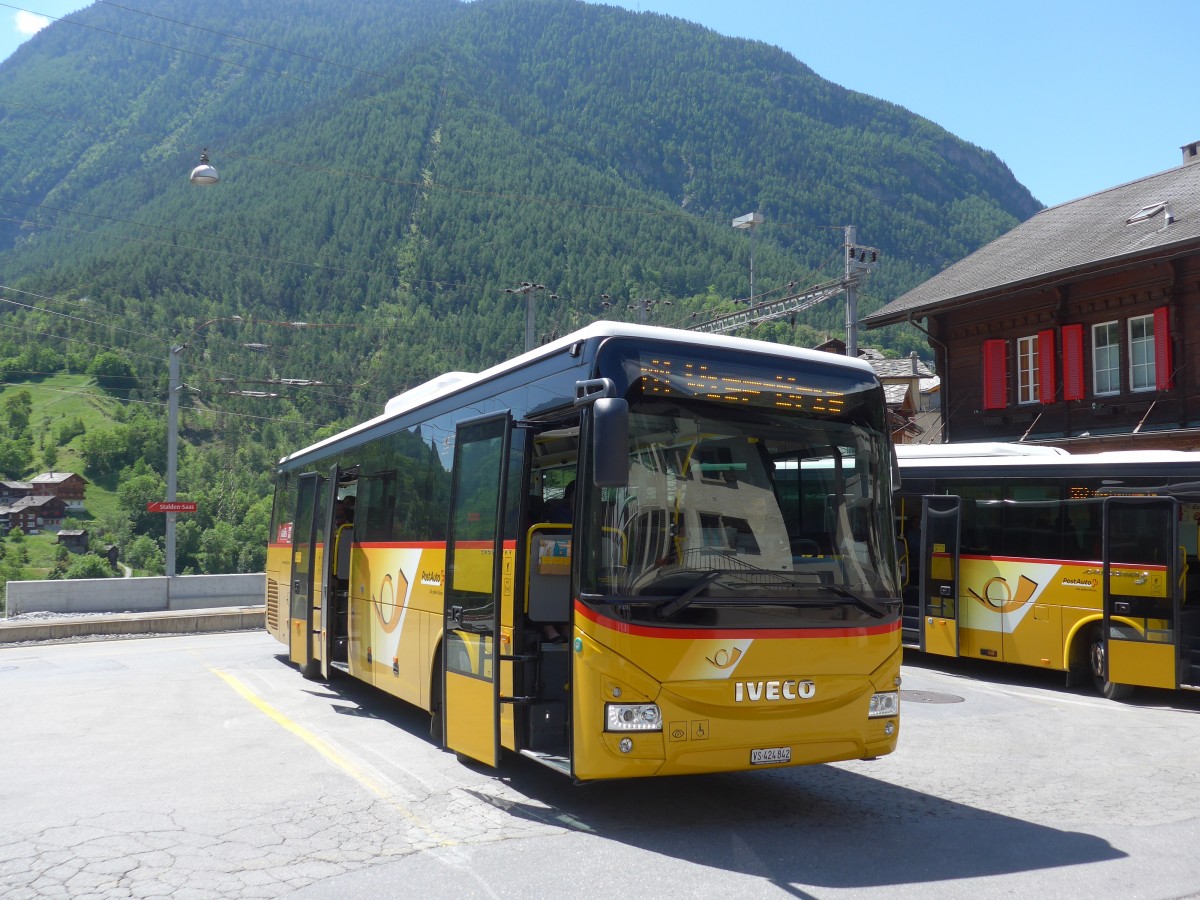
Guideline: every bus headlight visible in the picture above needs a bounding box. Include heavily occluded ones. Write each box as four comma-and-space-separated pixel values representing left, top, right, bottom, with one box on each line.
605, 703, 663, 732
868, 691, 899, 718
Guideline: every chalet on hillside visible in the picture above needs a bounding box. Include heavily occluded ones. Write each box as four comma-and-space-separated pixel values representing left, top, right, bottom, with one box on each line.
864, 140, 1200, 450
0, 480, 33, 502
0, 494, 67, 534
30, 472, 88, 510
56, 529, 89, 553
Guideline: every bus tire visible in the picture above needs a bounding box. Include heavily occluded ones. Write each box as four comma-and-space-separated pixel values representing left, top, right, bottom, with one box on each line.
428, 648, 443, 745
1089, 633, 1134, 701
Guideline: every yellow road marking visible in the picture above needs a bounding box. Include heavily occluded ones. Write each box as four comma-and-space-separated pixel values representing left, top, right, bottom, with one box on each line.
211, 668, 456, 846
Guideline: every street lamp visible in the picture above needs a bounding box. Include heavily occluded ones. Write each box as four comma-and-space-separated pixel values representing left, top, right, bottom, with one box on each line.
732, 212, 762, 305
189, 149, 219, 186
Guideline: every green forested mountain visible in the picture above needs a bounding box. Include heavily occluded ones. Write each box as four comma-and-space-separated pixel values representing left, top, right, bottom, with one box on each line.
0, 0, 1041, 577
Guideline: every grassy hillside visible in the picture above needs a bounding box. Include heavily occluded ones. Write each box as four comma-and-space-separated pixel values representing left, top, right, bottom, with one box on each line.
2, 374, 121, 506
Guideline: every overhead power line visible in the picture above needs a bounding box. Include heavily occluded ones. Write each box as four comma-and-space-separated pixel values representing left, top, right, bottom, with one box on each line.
0, 209, 481, 295
0, 380, 330, 428
0, 1, 322, 88
94, 0, 400, 84
0, 287, 382, 407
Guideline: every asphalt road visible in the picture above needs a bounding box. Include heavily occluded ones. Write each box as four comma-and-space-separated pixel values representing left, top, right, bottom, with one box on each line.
1, 632, 1198, 899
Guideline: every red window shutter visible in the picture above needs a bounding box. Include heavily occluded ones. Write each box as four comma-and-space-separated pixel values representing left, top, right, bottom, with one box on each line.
1154, 306, 1174, 390
1037, 329, 1056, 404
982, 339, 1007, 409
1061, 324, 1084, 401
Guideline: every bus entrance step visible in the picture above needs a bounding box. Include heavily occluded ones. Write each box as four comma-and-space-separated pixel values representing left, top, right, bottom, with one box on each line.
519, 749, 570, 776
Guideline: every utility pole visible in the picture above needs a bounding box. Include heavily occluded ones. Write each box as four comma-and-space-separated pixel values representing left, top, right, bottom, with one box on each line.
844, 226, 881, 358
844, 225, 858, 358
629, 298, 672, 325
166, 344, 181, 577
164, 315, 243, 577
504, 282, 544, 352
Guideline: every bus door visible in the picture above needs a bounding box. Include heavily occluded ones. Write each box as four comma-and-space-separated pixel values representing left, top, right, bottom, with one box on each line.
920, 495, 961, 657
1102, 497, 1180, 691
314, 465, 345, 681
288, 471, 323, 672
443, 412, 512, 767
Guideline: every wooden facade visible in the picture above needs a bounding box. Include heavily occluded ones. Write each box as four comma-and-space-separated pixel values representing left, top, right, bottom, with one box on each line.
864, 142, 1200, 451
30, 472, 88, 509
0, 495, 67, 534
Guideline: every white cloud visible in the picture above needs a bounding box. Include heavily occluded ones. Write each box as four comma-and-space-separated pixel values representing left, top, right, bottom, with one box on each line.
15, 11, 51, 36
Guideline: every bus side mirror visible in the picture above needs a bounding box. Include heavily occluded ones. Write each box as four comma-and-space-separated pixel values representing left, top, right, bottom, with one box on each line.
593, 398, 629, 488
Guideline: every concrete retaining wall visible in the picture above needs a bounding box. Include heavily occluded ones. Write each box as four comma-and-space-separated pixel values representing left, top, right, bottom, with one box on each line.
5, 574, 265, 616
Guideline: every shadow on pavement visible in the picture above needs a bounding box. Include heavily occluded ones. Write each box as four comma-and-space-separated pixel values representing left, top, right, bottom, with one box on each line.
278, 653, 1123, 892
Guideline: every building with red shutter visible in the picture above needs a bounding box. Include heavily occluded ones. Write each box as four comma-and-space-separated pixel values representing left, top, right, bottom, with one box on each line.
0, 495, 67, 534
863, 141, 1200, 451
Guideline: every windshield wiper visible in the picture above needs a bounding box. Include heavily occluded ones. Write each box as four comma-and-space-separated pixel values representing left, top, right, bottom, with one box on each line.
823, 584, 888, 619
654, 570, 724, 619
702, 565, 891, 619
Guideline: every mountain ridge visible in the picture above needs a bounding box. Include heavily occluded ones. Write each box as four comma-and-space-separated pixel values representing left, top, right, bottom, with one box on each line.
0, 0, 1039, 574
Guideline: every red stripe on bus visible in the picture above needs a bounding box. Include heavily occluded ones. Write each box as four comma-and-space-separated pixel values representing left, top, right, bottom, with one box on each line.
338, 540, 517, 550
962, 554, 1166, 569
574, 600, 899, 640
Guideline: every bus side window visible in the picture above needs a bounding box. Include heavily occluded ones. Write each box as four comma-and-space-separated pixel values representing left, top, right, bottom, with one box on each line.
359, 471, 396, 543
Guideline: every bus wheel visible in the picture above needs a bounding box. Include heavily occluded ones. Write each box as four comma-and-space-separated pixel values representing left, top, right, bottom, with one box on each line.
428, 649, 443, 745
1089, 634, 1134, 700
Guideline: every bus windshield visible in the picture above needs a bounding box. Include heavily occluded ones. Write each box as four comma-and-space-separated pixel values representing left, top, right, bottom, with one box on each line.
580, 395, 899, 620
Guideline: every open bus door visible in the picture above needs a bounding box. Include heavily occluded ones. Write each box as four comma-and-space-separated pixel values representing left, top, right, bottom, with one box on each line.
313, 464, 345, 681
1101, 496, 1180, 694
442, 412, 512, 767
288, 472, 324, 673
920, 495, 961, 657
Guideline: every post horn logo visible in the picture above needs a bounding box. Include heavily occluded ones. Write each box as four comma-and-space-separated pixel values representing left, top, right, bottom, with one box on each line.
706, 647, 743, 669
967, 574, 1038, 614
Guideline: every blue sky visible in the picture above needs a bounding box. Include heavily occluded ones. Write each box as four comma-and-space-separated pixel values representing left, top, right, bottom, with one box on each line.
3, 0, 1197, 208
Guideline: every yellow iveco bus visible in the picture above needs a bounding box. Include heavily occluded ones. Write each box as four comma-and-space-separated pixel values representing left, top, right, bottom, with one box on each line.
895, 442, 1200, 699
265, 323, 902, 781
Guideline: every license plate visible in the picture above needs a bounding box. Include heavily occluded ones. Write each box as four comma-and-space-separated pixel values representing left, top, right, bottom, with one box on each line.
750, 746, 791, 765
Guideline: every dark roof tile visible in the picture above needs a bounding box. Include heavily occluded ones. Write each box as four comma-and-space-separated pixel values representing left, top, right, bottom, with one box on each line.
865, 159, 1200, 326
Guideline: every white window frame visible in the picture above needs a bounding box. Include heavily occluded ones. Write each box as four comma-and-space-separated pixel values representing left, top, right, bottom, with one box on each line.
1128, 314, 1155, 392
1016, 335, 1039, 404
1092, 321, 1120, 396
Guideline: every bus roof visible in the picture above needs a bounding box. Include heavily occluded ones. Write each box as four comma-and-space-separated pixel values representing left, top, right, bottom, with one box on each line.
281, 322, 877, 467
895, 442, 1069, 459
898, 444, 1200, 471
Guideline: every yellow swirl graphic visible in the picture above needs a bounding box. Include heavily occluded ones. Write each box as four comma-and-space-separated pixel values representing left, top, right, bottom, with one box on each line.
373, 570, 409, 634
968, 574, 1038, 614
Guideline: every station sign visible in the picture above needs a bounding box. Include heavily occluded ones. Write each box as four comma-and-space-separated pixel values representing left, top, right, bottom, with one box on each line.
147, 501, 198, 513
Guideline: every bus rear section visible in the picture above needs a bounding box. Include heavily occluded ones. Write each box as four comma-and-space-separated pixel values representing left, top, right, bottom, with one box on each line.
895, 446, 1200, 699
